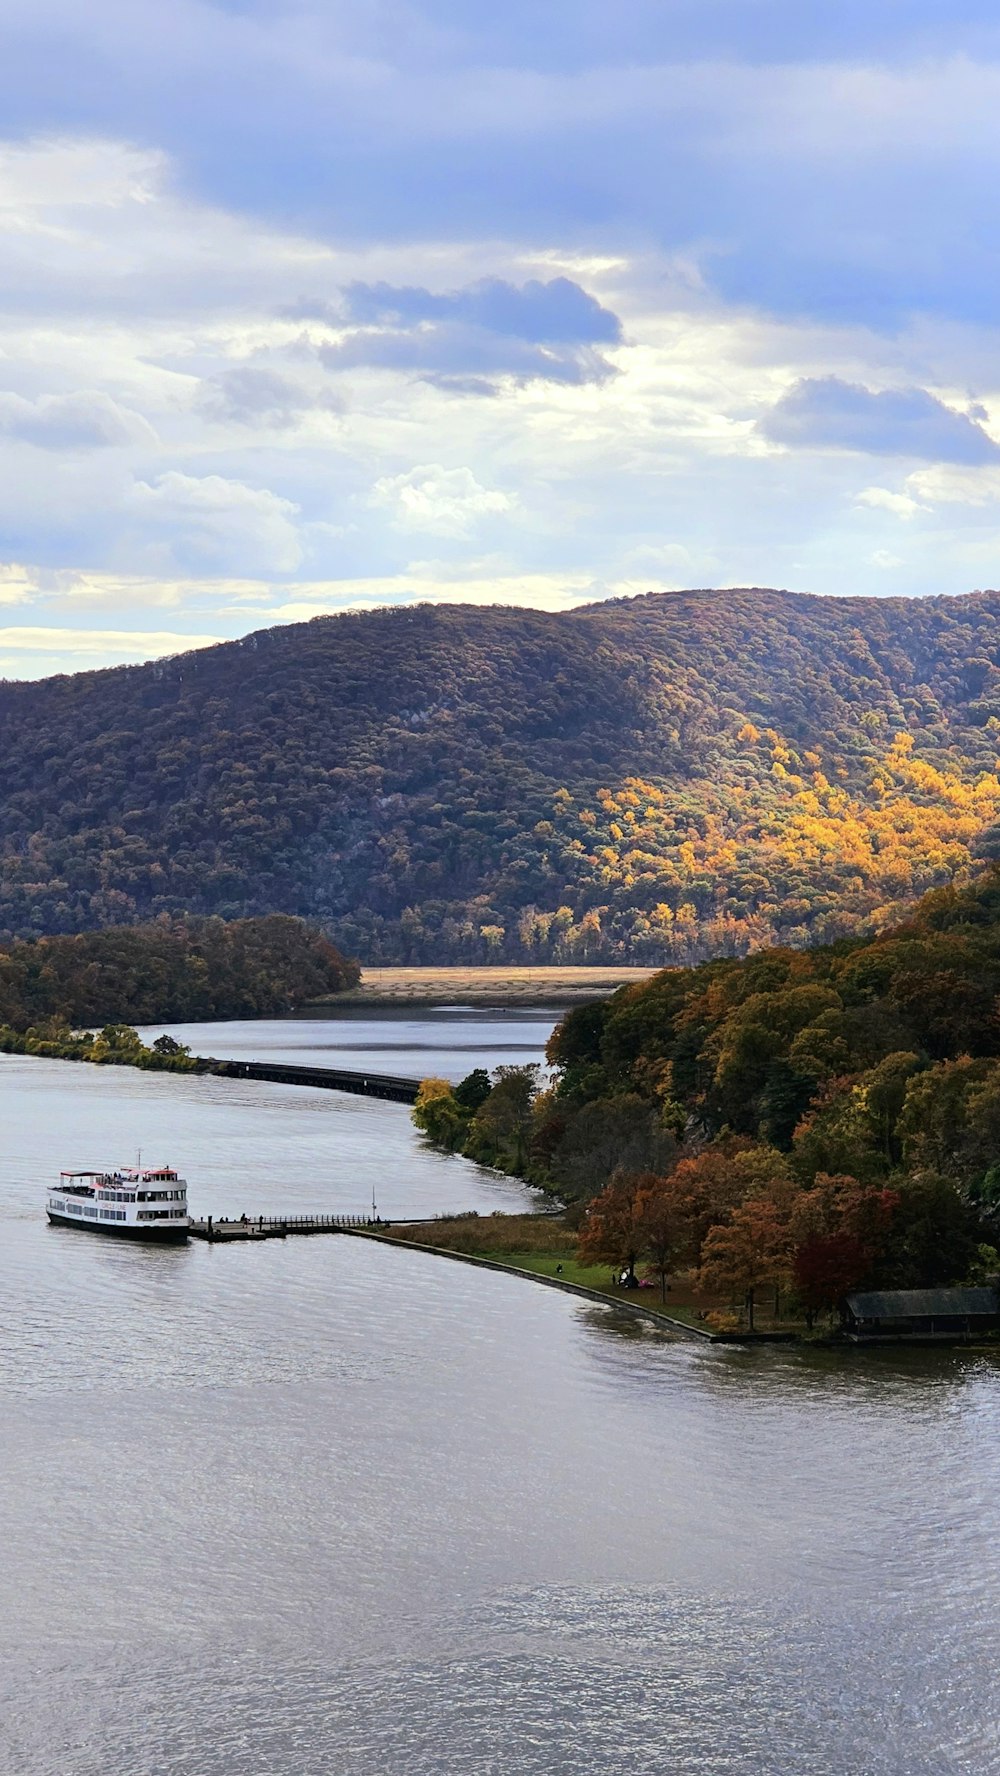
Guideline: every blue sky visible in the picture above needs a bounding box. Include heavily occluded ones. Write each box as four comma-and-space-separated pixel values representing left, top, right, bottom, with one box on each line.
2, 1, 1000, 673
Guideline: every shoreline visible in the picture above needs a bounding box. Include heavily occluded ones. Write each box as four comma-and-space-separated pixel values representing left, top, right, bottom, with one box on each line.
340, 1223, 802, 1344
310, 965, 657, 1010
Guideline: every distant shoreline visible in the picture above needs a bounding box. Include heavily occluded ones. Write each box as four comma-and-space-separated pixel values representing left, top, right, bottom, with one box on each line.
311, 964, 658, 1009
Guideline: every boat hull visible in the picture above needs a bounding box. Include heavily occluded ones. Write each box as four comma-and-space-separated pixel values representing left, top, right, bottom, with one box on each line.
47, 1210, 189, 1244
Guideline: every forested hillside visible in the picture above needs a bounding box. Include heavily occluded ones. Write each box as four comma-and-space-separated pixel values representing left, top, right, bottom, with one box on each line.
4, 587, 1000, 961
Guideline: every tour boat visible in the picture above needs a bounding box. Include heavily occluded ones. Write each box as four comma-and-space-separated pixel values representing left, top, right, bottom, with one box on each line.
47, 1166, 190, 1242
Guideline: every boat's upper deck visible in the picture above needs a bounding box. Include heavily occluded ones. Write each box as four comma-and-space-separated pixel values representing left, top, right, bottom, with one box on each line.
55, 1167, 187, 1204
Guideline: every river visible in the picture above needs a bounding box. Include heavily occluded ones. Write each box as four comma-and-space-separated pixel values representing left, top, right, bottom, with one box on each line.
3, 1008, 1000, 1773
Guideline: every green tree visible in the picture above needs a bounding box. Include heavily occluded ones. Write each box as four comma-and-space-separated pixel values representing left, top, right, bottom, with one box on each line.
466, 1065, 539, 1172
453, 1068, 493, 1113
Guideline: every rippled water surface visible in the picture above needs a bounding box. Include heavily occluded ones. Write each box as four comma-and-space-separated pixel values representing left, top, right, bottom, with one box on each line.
142, 1003, 558, 1082
4, 1012, 1000, 1774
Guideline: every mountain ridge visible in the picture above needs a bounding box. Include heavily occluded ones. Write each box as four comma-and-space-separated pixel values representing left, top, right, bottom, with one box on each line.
4, 586, 1000, 960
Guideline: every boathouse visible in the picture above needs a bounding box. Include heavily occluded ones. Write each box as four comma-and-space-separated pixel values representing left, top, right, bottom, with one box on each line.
843, 1287, 1000, 1342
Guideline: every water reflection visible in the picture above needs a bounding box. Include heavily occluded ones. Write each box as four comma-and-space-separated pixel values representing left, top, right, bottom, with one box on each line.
142, 1004, 559, 1082
3, 1028, 1000, 1773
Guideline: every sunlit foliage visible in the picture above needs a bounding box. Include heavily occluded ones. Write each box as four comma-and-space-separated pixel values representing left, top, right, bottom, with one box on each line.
5, 589, 1000, 958
416, 869, 1000, 1306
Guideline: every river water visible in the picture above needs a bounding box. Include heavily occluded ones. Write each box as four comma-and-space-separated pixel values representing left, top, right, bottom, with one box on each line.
4, 1010, 1000, 1774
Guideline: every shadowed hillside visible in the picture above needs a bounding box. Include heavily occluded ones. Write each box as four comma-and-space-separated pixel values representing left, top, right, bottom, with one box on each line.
4, 587, 1000, 961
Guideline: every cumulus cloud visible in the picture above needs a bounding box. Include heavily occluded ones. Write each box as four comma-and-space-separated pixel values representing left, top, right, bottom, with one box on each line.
308, 275, 623, 389
129, 471, 303, 572
0, 390, 156, 448
855, 486, 927, 519
905, 464, 1000, 506
370, 465, 513, 536
196, 366, 342, 429
758, 377, 1000, 464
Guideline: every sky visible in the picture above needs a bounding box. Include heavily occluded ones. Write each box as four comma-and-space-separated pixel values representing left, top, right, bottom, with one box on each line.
4, 2, 1000, 675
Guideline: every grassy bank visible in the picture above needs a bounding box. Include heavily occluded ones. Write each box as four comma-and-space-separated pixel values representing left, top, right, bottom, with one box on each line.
314, 965, 656, 1008
386, 1213, 808, 1335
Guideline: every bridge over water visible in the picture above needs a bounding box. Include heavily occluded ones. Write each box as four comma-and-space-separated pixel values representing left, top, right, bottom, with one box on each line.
205, 1057, 420, 1104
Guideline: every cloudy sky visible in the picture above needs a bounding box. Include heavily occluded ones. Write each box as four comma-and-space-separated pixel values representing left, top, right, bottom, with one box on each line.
3, 2, 1000, 675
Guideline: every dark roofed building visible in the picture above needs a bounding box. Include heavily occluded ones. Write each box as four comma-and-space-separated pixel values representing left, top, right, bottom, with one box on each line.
843, 1288, 1000, 1341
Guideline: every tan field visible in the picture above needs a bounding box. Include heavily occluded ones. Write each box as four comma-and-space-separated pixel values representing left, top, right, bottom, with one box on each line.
318, 964, 659, 1006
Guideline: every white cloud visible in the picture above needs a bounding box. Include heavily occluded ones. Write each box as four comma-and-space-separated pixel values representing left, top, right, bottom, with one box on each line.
128, 471, 303, 572
0, 136, 164, 216
0, 389, 156, 448
370, 464, 513, 536
904, 464, 1000, 507
0, 624, 221, 653
0, 564, 36, 605
4, 123, 1000, 668
855, 486, 927, 519
0, 624, 224, 678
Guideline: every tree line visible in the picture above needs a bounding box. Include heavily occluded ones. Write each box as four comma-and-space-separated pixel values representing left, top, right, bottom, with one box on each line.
4, 589, 1000, 962
413, 868, 1000, 1324
0, 914, 359, 1030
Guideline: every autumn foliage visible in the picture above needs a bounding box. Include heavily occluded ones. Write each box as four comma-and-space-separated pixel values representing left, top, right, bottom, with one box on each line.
418, 869, 1000, 1322
5, 588, 1000, 960
0, 914, 359, 1028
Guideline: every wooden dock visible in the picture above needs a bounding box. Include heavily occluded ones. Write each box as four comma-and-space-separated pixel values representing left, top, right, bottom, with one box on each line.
189, 1213, 384, 1242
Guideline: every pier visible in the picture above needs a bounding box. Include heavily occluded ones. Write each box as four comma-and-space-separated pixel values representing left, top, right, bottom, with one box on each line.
189, 1213, 390, 1241
206, 1058, 420, 1103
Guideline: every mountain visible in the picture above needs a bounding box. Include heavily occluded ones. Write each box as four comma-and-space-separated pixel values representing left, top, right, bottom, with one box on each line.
3, 587, 1000, 961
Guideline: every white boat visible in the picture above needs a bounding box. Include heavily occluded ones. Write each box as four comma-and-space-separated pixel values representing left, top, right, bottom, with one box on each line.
47, 1166, 190, 1243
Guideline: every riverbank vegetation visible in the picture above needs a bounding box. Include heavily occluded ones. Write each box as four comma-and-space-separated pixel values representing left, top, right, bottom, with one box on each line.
0, 1021, 203, 1071
0, 914, 358, 1029
413, 870, 1000, 1326
6, 590, 1000, 962
386, 1213, 799, 1333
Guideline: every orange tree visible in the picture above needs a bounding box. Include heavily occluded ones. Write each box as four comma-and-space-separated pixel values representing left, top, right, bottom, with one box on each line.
698, 1196, 791, 1330
634, 1175, 699, 1303
577, 1169, 650, 1285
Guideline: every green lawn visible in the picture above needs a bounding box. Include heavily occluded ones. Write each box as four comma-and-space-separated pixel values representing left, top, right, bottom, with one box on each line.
387, 1215, 808, 1333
